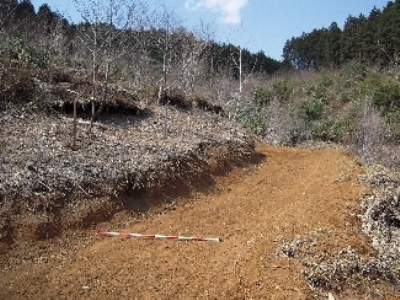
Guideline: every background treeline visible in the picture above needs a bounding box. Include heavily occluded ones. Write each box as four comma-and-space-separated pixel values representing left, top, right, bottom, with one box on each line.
283, 0, 400, 70
0, 0, 282, 86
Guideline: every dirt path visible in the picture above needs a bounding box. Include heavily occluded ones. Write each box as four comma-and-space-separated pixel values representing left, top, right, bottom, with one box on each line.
0, 144, 376, 299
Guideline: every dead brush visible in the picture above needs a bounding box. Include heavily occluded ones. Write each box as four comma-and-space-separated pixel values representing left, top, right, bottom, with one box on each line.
302, 247, 385, 292
159, 89, 225, 115
159, 89, 192, 110
359, 166, 400, 288
278, 235, 317, 259
0, 62, 36, 104
279, 228, 400, 294
283, 166, 400, 294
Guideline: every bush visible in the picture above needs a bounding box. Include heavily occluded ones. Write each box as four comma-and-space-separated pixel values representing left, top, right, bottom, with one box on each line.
303, 83, 327, 102
385, 110, 400, 142
264, 100, 307, 145
373, 82, 400, 112
340, 60, 367, 87
303, 74, 333, 98
301, 97, 323, 121
236, 106, 265, 135
251, 80, 293, 106
272, 80, 293, 102
1, 38, 49, 68
354, 99, 386, 165
309, 119, 351, 142
251, 87, 272, 106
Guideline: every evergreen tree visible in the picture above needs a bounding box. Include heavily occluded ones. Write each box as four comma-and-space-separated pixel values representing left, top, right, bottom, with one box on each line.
36, 4, 58, 34
341, 15, 362, 62
283, 0, 400, 68
381, 0, 400, 65
14, 0, 35, 21
366, 7, 383, 64
0, 0, 18, 29
326, 22, 342, 67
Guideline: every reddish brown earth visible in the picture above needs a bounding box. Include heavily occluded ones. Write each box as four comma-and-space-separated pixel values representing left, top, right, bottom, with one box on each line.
1, 144, 399, 299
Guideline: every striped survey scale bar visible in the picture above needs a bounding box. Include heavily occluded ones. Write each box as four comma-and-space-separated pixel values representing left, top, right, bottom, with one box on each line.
98, 231, 221, 242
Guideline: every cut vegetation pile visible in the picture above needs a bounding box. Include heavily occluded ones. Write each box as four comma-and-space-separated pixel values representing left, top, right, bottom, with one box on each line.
0, 70, 254, 244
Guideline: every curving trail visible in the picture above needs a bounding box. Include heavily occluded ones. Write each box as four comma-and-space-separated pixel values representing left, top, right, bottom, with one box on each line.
0, 144, 374, 299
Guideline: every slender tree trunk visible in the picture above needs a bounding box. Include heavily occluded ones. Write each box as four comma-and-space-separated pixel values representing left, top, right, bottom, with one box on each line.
90, 21, 98, 133
72, 99, 78, 150
96, 58, 109, 119
163, 51, 168, 137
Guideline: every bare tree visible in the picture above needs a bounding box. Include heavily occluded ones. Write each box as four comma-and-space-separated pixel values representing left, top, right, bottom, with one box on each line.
359, 97, 386, 165
174, 22, 213, 94
125, 1, 157, 87
35, 5, 69, 65
153, 5, 181, 136
73, 0, 133, 131
153, 6, 182, 95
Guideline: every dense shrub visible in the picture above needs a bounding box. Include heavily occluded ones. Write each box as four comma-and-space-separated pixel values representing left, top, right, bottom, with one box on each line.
309, 119, 351, 142
303, 83, 327, 101
251, 87, 272, 106
340, 60, 367, 87
385, 110, 400, 142
1, 38, 49, 68
373, 82, 400, 112
236, 106, 265, 135
251, 80, 293, 107
300, 97, 324, 121
272, 80, 294, 102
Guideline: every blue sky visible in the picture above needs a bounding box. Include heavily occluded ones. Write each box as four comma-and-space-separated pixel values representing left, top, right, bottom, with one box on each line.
30, 0, 390, 60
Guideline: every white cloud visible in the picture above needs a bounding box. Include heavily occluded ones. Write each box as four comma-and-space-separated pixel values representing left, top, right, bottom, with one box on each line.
185, 0, 249, 25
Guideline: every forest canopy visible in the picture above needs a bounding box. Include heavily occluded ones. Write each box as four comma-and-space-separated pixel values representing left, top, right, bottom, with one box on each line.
283, 0, 400, 70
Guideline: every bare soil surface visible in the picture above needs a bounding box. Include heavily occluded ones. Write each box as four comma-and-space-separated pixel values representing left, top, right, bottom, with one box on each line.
1, 144, 399, 299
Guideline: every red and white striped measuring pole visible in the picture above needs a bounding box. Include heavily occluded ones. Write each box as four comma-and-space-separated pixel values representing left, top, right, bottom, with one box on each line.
97, 231, 221, 242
